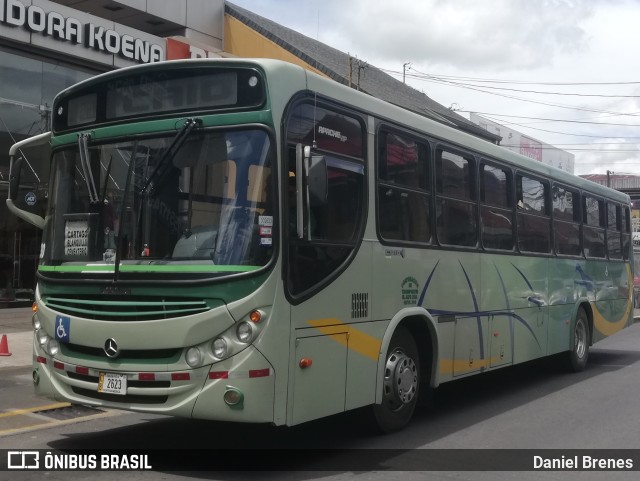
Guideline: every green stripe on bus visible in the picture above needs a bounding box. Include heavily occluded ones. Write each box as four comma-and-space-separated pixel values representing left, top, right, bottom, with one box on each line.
51, 111, 273, 146
38, 265, 261, 273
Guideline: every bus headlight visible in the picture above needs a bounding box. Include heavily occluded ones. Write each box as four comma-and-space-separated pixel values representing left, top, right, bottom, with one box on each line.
36, 329, 49, 347
212, 338, 227, 359
32, 314, 41, 331
236, 321, 253, 343
46, 339, 60, 357
185, 347, 202, 367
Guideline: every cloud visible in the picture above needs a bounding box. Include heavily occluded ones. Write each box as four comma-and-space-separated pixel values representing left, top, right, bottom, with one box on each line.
232, 0, 640, 175
577, 137, 640, 174
320, 0, 594, 70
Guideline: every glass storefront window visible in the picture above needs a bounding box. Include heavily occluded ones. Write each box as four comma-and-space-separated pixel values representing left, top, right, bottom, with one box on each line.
0, 48, 97, 303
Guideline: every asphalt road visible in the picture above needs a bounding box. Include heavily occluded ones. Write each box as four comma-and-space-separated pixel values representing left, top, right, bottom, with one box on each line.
1, 308, 640, 480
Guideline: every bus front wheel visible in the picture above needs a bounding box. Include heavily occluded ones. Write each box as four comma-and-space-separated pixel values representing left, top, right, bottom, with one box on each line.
565, 307, 590, 372
372, 327, 420, 433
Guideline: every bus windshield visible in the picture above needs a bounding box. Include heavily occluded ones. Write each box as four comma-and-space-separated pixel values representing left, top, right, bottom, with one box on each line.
41, 127, 274, 277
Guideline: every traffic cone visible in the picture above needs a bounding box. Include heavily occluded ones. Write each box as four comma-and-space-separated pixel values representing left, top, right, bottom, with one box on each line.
0, 334, 12, 356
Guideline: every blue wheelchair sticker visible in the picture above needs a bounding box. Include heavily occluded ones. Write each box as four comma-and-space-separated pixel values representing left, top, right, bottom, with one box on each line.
55, 316, 70, 343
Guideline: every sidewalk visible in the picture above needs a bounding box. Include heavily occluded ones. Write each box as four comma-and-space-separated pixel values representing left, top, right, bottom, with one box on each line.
0, 308, 34, 369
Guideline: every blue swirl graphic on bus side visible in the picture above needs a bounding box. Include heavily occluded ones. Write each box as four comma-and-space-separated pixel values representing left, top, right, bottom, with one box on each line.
494, 263, 516, 360
418, 260, 542, 363
574, 265, 595, 291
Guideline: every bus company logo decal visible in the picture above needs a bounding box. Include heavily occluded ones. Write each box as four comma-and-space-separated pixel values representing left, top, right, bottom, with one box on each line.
401, 277, 419, 306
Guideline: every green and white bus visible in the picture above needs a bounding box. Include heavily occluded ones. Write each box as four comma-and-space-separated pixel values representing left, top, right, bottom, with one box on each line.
7, 58, 633, 432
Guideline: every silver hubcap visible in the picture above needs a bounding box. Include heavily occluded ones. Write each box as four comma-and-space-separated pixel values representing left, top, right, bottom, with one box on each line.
575, 320, 587, 359
382, 348, 418, 410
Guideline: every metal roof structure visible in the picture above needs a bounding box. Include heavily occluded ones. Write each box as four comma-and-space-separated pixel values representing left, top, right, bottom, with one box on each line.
226, 2, 501, 144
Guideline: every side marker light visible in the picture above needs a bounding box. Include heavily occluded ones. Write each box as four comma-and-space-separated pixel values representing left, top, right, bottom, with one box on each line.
299, 358, 313, 369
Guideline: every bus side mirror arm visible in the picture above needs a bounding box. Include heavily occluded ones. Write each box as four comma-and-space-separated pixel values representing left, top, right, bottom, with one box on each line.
6, 131, 50, 230
6, 199, 45, 230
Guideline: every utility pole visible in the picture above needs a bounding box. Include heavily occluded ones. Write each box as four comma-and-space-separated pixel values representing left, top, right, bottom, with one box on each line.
356, 61, 367, 91
403, 62, 411, 84
607, 170, 613, 188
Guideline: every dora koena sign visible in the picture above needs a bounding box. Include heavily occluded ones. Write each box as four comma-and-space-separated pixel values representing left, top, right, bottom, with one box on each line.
0, 0, 164, 63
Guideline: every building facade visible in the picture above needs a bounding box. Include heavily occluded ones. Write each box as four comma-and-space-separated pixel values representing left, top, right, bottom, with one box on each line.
469, 113, 575, 174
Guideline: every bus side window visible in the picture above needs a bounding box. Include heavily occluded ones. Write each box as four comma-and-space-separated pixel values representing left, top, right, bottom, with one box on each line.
377, 130, 431, 244
435, 149, 477, 247
286, 154, 364, 297
583, 196, 605, 258
516, 174, 550, 254
553, 185, 581, 256
607, 203, 622, 260
480, 162, 513, 251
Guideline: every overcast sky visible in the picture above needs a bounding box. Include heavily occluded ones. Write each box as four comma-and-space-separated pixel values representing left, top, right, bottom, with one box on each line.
230, 0, 640, 176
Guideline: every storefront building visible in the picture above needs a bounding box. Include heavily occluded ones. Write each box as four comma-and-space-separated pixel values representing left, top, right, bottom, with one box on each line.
0, 0, 225, 304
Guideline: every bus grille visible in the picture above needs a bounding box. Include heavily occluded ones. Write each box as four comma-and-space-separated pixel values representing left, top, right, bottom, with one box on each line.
63, 343, 181, 361
42, 295, 210, 321
70, 387, 168, 405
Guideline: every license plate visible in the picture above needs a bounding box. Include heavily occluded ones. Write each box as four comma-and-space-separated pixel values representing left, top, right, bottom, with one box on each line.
98, 372, 127, 395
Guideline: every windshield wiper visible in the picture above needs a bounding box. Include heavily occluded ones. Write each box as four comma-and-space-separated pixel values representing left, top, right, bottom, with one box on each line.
100, 155, 114, 204
77, 132, 99, 203
139, 118, 201, 196
113, 141, 139, 281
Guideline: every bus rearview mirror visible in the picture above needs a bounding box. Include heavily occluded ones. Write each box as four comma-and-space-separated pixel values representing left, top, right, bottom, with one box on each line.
307, 155, 327, 206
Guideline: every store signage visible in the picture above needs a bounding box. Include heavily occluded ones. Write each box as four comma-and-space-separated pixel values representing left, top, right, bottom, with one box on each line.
0, 0, 164, 63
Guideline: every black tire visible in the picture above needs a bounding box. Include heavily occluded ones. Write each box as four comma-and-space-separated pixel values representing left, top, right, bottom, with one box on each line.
372, 327, 420, 433
565, 307, 590, 372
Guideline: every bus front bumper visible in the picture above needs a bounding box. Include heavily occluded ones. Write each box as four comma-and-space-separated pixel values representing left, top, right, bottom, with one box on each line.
32, 338, 275, 423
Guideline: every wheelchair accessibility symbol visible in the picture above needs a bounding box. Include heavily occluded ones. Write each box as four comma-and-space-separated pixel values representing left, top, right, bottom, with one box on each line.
55, 316, 70, 343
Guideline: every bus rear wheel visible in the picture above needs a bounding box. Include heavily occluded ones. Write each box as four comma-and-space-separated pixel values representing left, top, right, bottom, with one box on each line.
565, 307, 590, 372
372, 327, 420, 433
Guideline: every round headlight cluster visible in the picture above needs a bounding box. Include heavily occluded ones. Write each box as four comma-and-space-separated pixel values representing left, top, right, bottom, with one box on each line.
236, 321, 253, 343
185, 347, 202, 368
34, 328, 59, 357
46, 339, 60, 356
186, 308, 269, 365
212, 338, 227, 359
36, 328, 49, 347
32, 313, 41, 331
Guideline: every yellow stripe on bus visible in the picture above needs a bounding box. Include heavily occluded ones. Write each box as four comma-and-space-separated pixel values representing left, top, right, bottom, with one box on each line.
592, 265, 633, 337
307, 318, 382, 361
438, 357, 504, 375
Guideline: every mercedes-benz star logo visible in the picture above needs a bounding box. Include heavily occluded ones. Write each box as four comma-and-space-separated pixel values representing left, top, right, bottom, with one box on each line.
104, 338, 119, 358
